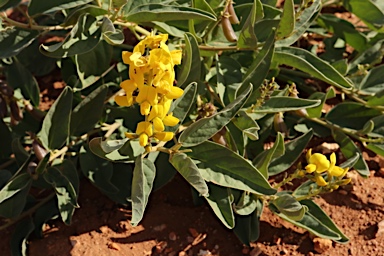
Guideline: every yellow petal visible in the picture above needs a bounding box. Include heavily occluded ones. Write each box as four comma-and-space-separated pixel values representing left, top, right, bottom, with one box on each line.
136, 121, 153, 136
315, 175, 327, 187
148, 105, 160, 121
309, 153, 330, 173
124, 132, 137, 139
122, 51, 133, 64
120, 79, 137, 92
305, 164, 317, 173
306, 148, 312, 162
147, 86, 158, 105
170, 50, 182, 65
163, 115, 179, 127
136, 86, 148, 103
152, 117, 165, 132
115, 95, 130, 106
140, 101, 151, 116
155, 131, 174, 141
139, 133, 149, 147
166, 86, 184, 99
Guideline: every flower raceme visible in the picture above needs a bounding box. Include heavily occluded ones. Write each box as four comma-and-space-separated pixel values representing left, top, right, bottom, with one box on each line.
115, 33, 183, 149
304, 149, 349, 187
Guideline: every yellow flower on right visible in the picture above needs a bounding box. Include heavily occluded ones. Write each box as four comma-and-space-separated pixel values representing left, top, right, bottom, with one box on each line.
304, 149, 349, 187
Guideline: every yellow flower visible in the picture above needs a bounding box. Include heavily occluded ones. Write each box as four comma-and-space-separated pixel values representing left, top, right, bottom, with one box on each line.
154, 131, 174, 142
135, 86, 158, 115
136, 121, 153, 147
115, 79, 137, 107
328, 153, 349, 177
148, 101, 179, 132
314, 175, 328, 187
305, 149, 330, 174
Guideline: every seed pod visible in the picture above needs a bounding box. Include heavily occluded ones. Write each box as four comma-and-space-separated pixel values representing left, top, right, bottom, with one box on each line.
33, 140, 48, 161
273, 112, 288, 136
221, 16, 237, 42
227, 2, 240, 24
27, 162, 38, 175
9, 100, 22, 121
0, 95, 8, 118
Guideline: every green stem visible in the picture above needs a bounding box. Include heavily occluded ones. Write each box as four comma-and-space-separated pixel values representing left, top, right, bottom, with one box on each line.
114, 21, 150, 36
0, 193, 55, 231
0, 12, 71, 31
306, 116, 384, 143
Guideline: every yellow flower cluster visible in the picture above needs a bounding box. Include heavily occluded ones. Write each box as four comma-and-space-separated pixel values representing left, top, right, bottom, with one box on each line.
304, 149, 350, 187
115, 33, 183, 149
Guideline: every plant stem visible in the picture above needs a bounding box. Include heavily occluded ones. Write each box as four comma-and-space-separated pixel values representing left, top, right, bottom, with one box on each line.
0, 193, 55, 231
114, 20, 150, 36
0, 12, 71, 31
305, 116, 384, 143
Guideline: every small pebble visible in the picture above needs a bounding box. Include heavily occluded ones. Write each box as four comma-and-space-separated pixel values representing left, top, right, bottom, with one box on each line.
169, 231, 177, 241
313, 237, 332, 253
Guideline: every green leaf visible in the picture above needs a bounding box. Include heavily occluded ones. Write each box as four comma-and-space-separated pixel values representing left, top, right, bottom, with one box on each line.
89, 137, 132, 162
301, 200, 349, 243
276, 0, 321, 47
177, 33, 201, 89
325, 102, 381, 131
367, 89, 384, 107
38, 87, 73, 150
306, 88, 336, 118
255, 96, 320, 113
268, 130, 313, 176
188, 141, 276, 195
44, 166, 78, 225
70, 84, 108, 136
317, 14, 367, 52
233, 200, 262, 246
276, 0, 294, 39
179, 84, 251, 147
274, 47, 353, 89
101, 17, 124, 45
238, 29, 275, 106
130, 156, 156, 226
205, 183, 234, 229
167, 82, 197, 133
64, 5, 108, 26
28, 0, 93, 16
348, 40, 384, 74
272, 192, 306, 221
10, 216, 34, 256
35, 152, 51, 175
75, 41, 113, 89
359, 65, 384, 95
237, 0, 263, 49
40, 14, 100, 58
0, 27, 39, 58
233, 192, 258, 216
122, 4, 216, 23
232, 110, 260, 141
0, 173, 31, 204
332, 130, 370, 177
12, 138, 29, 166
366, 143, 384, 157
216, 56, 243, 104
6, 58, 40, 106
169, 153, 209, 197
80, 146, 118, 194
270, 201, 342, 242
343, 0, 384, 31
252, 132, 284, 178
